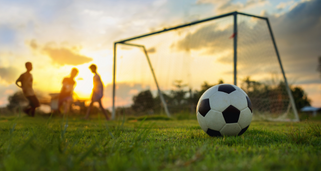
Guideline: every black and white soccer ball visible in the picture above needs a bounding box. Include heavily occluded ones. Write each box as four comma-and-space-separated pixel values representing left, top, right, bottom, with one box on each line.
196, 84, 253, 136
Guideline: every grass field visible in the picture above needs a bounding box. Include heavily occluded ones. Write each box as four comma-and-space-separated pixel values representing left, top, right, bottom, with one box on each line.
0, 113, 320, 171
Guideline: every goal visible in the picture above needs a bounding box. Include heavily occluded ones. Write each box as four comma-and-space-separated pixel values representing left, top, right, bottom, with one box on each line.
111, 11, 299, 121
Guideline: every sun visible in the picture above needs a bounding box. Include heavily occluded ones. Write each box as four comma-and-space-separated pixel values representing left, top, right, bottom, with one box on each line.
74, 79, 93, 100
73, 68, 94, 100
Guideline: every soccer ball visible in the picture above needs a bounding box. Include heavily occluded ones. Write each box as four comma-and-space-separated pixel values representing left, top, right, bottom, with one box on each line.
196, 84, 253, 136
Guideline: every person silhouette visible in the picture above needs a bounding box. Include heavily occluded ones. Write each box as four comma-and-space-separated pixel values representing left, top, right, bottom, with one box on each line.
58, 68, 79, 114
85, 64, 110, 120
15, 62, 40, 117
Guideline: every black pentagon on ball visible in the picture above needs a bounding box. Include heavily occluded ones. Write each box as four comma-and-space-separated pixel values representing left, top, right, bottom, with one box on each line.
238, 125, 249, 136
246, 96, 252, 113
206, 128, 222, 137
198, 99, 211, 117
218, 84, 236, 94
222, 105, 240, 123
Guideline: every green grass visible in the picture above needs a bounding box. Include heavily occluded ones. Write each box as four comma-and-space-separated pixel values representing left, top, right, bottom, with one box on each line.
0, 114, 320, 171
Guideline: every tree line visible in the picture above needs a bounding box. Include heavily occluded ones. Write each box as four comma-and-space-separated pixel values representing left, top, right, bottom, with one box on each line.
128, 78, 310, 115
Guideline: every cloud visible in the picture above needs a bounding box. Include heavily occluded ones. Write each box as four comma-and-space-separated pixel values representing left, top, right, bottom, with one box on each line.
29, 39, 38, 49
42, 44, 93, 66
0, 66, 19, 84
172, 0, 321, 85
276, 1, 295, 10
267, 0, 321, 83
270, 0, 321, 43
147, 47, 156, 53
172, 20, 281, 76
105, 82, 150, 107
196, 0, 268, 14
172, 22, 232, 53
28, 40, 93, 66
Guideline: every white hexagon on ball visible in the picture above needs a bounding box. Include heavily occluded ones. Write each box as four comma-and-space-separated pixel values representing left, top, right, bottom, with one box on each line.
204, 110, 226, 131
229, 89, 248, 111
238, 108, 253, 129
220, 123, 242, 136
196, 84, 253, 136
209, 92, 230, 112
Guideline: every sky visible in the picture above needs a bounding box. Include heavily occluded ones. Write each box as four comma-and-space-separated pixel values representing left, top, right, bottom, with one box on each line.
0, 0, 320, 109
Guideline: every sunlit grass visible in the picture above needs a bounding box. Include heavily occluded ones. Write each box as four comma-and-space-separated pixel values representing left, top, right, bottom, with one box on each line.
0, 113, 320, 171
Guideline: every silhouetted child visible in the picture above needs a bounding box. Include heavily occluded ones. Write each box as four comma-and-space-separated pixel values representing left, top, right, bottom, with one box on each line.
85, 64, 110, 120
15, 62, 40, 116
58, 68, 79, 114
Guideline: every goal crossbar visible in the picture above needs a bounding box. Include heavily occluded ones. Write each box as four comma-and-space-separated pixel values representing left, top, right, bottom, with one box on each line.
115, 12, 266, 44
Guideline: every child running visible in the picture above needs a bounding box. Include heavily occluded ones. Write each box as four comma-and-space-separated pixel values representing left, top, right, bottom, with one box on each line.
58, 68, 79, 114
15, 62, 40, 117
85, 64, 110, 120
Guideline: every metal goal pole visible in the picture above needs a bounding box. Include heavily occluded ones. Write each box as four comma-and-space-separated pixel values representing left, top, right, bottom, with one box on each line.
112, 42, 171, 118
233, 12, 238, 86
142, 46, 171, 117
265, 18, 299, 121
112, 42, 117, 120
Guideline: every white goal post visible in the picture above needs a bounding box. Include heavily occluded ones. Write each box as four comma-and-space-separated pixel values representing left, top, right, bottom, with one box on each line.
111, 11, 299, 121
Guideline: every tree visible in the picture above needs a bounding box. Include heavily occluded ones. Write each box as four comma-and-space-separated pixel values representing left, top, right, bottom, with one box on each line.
274, 82, 311, 111
7, 91, 28, 112
241, 76, 264, 93
6, 90, 51, 114
199, 80, 224, 97
170, 80, 188, 106
153, 91, 172, 113
199, 81, 213, 95
240, 77, 311, 112
316, 56, 321, 111
291, 87, 311, 110
131, 90, 154, 113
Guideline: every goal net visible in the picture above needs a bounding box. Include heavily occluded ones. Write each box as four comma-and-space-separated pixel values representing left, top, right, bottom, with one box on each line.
112, 12, 299, 121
